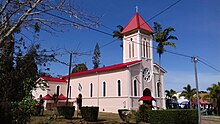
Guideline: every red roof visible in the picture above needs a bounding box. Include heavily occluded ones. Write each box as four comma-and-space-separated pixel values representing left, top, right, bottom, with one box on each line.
41, 76, 66, 83
41, 94, 53, 100
62, 60, 141, 79
139, 96, 155, 101
58, 93, 67, 100
121, 12, 154, 34
192, 99, 211, 104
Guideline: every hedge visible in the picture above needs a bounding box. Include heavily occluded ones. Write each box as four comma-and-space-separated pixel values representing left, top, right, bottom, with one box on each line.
148, 109, 198, 124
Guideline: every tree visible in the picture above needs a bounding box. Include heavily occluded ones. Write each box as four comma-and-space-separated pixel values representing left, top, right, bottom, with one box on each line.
206, 82, 220, 115
180, 84, 196, 109
72, 63, 88, 73
0, 42, 55, 122
153, 22, 177, 108
0, 1, 100, 122
113, 25, 124, 47
165, 89, 177, 100
0, 0, 100, 46
92, 43, 101, 69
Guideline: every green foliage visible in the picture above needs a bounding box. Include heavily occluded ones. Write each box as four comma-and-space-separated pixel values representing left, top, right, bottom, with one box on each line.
206, 82, 220, 115
92, 43, 101, 69
148, 109, 198, 124
11, 96, 38, 123
0, 39, 55, 122
180, 84, 196, 108
153, 22, 177, 55
72, 63, 88, 73
81, 106, 99, 122
57, 106, 75, 119
165, 89, 177, 100
135, 104, 152, 123
113, 25, 124, 48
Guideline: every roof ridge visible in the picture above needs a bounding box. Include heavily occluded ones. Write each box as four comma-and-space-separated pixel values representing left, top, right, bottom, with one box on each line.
62, 60, 141, 78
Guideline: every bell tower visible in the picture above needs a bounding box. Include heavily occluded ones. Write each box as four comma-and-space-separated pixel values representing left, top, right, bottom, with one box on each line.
121, 12, 154, 63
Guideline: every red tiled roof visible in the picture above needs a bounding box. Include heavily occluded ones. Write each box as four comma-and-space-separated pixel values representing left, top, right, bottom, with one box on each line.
62, 60, 141, 79
41, 76, 67, 83
121, 12, 154, 34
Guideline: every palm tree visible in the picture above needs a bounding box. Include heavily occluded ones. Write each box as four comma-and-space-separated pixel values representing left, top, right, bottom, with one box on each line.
165, 89, 177, 100
180, 84, 196, 109
206, 82, 220, 115
113, 25, 124, 47
153, 22, 177, 108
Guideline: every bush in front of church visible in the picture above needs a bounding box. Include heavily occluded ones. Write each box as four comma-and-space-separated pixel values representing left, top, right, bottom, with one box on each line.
135, 104, 152, 123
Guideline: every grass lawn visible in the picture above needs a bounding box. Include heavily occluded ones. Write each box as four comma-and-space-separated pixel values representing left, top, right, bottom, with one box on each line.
30, 110, 124, 124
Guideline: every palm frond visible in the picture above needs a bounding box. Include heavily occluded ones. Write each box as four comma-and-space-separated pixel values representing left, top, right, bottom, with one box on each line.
166, 35, 178, 40
162, 42, 176, 48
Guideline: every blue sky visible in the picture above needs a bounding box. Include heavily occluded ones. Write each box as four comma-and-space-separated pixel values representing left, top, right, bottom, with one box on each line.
37, 0, 220, 91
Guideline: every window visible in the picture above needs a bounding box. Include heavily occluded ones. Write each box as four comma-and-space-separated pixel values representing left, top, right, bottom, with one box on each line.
129, 43, 131, 58
134, 80, 137, 96
142, 41, 146, 57
146, 42, 150, 58
56, 85, 60, 96
118, 80, 121, 96
103, 82, 106, 96
132, 42, 134, 57
69, 86, 71, 98
90, 83, 93, 97
157, 82, 160, 97
78, 83, 82, 92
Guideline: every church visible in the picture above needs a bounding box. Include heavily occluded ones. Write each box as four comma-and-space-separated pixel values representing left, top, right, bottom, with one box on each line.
33, 12, 166, 113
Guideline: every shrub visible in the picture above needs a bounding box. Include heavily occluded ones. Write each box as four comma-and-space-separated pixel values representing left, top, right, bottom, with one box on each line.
11, 97, 38, 123
135, 104, 152, 123
81, 106, 99, 122
148, 109, 198, 124
57, 106, 75, 119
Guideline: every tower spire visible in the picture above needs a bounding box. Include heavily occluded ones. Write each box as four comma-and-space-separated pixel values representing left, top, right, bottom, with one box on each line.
136, 6, 138, 13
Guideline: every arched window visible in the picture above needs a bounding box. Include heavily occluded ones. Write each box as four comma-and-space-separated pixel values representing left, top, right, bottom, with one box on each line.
69, 86, 71, 98
134, 80, 137, 96
129, 43, 131, 58
118, 80, 121, 96
132, 42, 134, 57
103, 82, 106, 96
90, 83, 93, 97
142, 41, 146, 57
56, 85, 60, 96
157, 82, 160, 97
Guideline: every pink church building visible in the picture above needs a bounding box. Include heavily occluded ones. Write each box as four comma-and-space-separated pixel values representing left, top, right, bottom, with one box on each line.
33, 12, 166, 113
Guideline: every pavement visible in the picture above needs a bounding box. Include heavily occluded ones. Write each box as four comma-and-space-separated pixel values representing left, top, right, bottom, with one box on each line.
202, 116, 220, 124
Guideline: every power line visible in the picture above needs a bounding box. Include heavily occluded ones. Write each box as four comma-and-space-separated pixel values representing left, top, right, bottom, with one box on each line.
146, 0, 182, 22
197, 57, 220, 73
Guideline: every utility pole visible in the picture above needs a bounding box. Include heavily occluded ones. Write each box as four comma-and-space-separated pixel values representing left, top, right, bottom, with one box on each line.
66, 53, 72, 105
193, 56, 201, 124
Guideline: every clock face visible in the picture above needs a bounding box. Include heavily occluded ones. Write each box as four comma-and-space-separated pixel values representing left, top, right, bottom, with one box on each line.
143, 68, 151, 82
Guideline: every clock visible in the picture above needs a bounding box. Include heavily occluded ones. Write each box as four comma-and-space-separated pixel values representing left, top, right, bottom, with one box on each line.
143, 68, 151, 82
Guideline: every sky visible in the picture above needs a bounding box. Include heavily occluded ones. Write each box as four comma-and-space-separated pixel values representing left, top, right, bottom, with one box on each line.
36, 0, 220, 92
